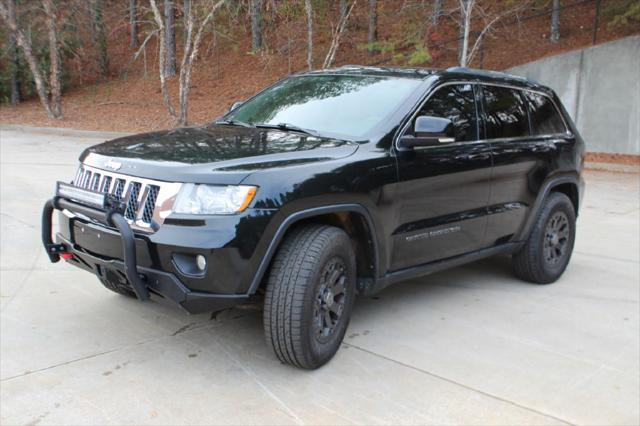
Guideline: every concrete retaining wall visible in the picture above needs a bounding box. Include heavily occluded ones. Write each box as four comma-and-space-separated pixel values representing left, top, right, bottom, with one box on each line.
509, 36, 639, 154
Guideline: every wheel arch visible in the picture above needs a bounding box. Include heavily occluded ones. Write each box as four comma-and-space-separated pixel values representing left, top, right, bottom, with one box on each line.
516, 174, 581, 242
247, 204, 380, 295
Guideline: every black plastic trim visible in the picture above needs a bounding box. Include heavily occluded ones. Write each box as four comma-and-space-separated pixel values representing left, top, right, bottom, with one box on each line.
514, 174, 581, 242
246, 204, 379, 295
368, 242, 523, 295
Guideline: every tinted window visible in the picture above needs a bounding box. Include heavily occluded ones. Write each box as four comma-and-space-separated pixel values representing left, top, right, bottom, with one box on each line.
226, 75, 422, 139
524, 92, 567, 135
414, 84, 478, 142
482, 86, 529, 139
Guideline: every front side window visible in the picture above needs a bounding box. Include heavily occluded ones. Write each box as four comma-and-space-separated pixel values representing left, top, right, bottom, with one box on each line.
412, 84, 478, 142
225, 75, 423, 139
482, 86, 529, 139
524, 92, 567, 135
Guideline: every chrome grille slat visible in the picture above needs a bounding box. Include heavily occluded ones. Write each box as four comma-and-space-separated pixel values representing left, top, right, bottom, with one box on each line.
68, 164, 182, 233
101, 176, 112, 193
91, 173, 101, 191
82, 171, 92, 188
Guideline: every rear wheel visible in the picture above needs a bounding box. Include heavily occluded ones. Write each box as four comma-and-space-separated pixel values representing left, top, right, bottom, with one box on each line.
512, 192, 576, 284
263, 224, 356, 369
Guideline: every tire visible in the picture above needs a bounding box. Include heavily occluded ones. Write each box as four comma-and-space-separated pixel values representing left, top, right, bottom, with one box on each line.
98, 269, 136, 298
512, 192, 576, 284
263, 224, 356, 369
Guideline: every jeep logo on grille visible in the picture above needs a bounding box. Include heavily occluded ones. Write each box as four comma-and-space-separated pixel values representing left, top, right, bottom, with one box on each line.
105, 160, 122, 171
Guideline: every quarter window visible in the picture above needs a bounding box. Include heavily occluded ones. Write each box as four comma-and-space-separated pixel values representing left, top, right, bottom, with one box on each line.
524, 92, 567, 135
413, 84, 479, 142
482, 86, 529, 139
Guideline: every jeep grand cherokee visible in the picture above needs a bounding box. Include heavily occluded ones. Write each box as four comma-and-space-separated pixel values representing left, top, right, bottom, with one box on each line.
42, 66, 585, 369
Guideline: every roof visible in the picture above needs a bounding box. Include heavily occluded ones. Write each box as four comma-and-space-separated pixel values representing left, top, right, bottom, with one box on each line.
301, 65, 544, 90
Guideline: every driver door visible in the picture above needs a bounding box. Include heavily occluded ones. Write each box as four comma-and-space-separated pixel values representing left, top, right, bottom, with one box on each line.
391, 83, 493, 271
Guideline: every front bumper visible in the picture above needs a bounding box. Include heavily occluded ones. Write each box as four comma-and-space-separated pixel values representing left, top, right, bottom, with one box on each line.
42, 197, 254, 314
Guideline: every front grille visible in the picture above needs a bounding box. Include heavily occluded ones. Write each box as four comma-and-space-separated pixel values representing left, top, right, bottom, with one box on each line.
71, 164, 181, 232
124, 182, 142, 220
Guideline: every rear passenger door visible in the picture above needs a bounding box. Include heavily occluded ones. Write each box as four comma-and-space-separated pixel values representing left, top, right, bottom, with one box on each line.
481, 85, 571, 245
392, 83, 493, 271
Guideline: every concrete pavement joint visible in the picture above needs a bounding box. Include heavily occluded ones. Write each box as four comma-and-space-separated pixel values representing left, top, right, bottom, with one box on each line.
574, 251, 640, 264
342, 342, 575, 426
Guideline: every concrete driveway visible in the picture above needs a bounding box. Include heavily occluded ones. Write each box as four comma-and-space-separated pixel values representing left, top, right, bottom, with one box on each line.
1, 127, 638, 426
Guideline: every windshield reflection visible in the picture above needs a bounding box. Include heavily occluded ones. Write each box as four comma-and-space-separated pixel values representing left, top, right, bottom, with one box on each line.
226, 75, 422, 139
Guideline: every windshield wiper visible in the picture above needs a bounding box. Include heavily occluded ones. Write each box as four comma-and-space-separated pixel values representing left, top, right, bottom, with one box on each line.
213, 119, 254, 128
255, 122, 321, 137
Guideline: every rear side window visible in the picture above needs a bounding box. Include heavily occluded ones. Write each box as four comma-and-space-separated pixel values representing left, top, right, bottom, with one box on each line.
482, 86, 529, 139
524, 92, 567, 135
415, 84, 478, 142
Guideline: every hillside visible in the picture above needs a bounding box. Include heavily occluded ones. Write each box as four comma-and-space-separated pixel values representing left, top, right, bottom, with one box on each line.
1, 0, 638, 133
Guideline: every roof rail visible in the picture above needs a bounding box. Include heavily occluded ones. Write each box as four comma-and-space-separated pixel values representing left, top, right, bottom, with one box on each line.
445, 66, 529, 82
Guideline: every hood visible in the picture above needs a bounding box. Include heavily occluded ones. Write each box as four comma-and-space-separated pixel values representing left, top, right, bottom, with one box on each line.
80, 125, 359, 184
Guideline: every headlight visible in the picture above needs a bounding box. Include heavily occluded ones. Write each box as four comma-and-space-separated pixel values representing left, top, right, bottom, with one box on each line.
172, 184, 257, 215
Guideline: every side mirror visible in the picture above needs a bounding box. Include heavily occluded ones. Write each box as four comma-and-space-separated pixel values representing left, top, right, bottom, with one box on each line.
399, 116, 455, 149
229, 101, 243, 112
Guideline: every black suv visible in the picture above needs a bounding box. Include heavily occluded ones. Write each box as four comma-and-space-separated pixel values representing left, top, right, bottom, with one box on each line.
43, 66, 585, 369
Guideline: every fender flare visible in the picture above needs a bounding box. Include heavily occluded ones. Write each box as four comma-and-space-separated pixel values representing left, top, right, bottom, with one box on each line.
515, 173, 582, 242
246, 204, 380, 295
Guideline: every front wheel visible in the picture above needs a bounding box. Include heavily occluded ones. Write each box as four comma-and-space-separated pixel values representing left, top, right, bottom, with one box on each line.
512, 192, 576, 284
263, 225, 356, 369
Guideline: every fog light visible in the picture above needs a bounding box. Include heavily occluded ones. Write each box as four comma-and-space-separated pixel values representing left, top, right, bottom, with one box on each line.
196, 254, 207, 271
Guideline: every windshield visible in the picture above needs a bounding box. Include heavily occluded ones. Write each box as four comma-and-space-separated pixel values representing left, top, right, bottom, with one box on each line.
224, 75, 423, 139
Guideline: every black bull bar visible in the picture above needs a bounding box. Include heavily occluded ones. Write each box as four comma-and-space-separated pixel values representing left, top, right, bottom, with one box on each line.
42, 196, 150, 301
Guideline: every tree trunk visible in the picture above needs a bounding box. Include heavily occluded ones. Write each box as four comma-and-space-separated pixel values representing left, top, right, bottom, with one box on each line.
305, 0, 313, 70
183, 0, 191, 42
340, 0, 348, 21
129, 0, 138, 48
177, 0, 226, 125
0, 1, 55, 117
164, 0, 176, 77
432, 0, 443, 26
250, 0, 262, 51
42, 0, 63, 118
458, 0, 472, 67
551, 0, 560, 43
323, 0, 354, 69
368, 0, 377, 54
150, 0, 177, 118
90, 0, 109, 78
8, 0, 20, 105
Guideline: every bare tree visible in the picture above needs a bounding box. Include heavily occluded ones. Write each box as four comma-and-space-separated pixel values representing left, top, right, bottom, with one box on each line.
457, 0, 529, 67
305, 0, 313, 70
183, 0, 191, 41
164, 0, 177, 77
340, 0, 348, 20
250, 0, 262, 51
130, 0, 138, 48
0, 1, 57, 117
551, 0, 560, 42
90, 0, 109, 78
432, 0, 443, 26
323, 0, 356, 69
458, 0, 473, 66
42, 0, 62, 117
368, 0, 377, 53
7, 0, 19, 105
150, 0, 226, 125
